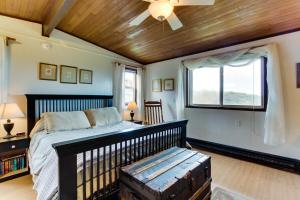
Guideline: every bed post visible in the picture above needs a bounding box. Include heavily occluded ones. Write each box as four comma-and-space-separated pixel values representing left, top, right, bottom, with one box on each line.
57, 154, 77, 200
25, 94, 36, 136
180, 125, 187, 148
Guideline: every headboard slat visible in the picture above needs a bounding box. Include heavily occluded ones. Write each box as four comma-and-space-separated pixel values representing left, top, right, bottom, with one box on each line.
26, 94, 113, 136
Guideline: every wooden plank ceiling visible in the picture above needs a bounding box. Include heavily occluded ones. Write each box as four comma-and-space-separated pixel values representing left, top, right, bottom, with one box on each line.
1, 0, 300, 64
0, 0, 58, 23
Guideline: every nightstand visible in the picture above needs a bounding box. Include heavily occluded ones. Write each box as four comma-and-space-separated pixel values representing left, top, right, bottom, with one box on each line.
0, 135, 30, 182
127, 120, 143, 125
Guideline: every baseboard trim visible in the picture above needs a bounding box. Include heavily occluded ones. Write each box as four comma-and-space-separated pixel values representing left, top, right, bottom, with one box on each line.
187, 137, 300, 175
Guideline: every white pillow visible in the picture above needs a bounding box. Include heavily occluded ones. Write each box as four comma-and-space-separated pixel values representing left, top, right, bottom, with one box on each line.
85, 109, 107, 127
29, 118, 45, 138
43, 111, 91, 133
85, 107, 122, 127
103, 107, 122, 125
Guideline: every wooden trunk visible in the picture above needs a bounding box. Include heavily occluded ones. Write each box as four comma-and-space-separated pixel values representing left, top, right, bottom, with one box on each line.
120, 147, 211, 200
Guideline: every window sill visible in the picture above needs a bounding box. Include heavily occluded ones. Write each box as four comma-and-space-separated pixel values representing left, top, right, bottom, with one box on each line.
185, 105, 266, 112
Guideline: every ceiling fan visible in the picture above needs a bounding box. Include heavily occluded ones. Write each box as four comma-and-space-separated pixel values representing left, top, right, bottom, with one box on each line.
129, 0, 215, 31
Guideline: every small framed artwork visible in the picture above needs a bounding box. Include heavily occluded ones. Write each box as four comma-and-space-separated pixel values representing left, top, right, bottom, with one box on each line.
297, 63, 300, 88
164, 79, 175, 91
39, 63, 57, 81
152, 79, 162, 92
60, 65, 78, 84
79, 69, 93, 84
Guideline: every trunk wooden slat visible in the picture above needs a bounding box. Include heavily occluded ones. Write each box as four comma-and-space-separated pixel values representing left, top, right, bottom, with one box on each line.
120, 147, 211, 200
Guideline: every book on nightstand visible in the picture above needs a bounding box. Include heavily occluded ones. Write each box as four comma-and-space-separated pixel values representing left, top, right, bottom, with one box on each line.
0, 154, 26, 176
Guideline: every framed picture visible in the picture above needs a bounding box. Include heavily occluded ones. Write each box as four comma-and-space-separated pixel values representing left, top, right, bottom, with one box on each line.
152, 79, 162, 92
79, 69, 93, 84
60, 65, 78, 84
297, 63, 300, 88
164, 79, 175, 91
39, 63, 57, 81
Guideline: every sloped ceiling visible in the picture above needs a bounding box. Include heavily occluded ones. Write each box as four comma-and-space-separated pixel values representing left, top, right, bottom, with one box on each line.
1, 0, 300, 64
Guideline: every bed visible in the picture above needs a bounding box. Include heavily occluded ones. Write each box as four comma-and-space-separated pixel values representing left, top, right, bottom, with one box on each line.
26, 94, 188, 200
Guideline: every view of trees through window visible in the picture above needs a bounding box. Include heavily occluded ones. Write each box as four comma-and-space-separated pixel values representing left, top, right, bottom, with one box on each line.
192, 67, 220, 105
189, 58, 265, 109
223, 59, 262, 106
124, 69, 137, 105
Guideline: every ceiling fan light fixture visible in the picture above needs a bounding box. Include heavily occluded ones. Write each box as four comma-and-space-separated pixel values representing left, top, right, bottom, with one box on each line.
148, 2, 174, 21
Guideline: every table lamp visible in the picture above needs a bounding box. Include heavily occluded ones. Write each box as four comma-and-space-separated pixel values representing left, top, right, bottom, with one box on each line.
0, 103, 25, 139
127, 101, 137, 121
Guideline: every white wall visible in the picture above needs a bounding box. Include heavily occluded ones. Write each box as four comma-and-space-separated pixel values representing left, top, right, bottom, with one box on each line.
145, 31, 300, 160
0, 16, 140, 136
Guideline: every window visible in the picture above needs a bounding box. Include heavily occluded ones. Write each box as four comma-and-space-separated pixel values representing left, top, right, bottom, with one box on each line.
124, 68, 137, 105
187, 57, 267, 110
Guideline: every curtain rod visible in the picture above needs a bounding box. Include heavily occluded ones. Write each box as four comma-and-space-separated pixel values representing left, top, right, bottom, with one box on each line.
114, 61, 143, 69
181, 44, 266, 64
5, 36, 16, 46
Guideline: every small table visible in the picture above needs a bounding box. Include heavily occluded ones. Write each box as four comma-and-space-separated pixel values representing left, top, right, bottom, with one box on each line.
127, 120, 143, 125
0, 135, 30, 182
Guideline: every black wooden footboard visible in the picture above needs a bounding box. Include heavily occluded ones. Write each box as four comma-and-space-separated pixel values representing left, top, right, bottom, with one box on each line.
52, 120, 188, 200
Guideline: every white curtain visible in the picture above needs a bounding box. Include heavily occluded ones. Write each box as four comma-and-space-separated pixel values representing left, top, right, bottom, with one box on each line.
136, 67, 144, 120
176, 63, 185, 120
0, 36, 8, 104
182, 43, 285, 145
113, 63, 125, 114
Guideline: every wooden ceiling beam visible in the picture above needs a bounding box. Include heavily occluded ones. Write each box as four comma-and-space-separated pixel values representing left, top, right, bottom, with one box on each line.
42, 0, 78, 37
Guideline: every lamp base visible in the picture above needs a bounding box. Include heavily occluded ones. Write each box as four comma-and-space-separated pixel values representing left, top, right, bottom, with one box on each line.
2, 122, 15, 139
2, 134, 16, 139
130, 111, 135, 121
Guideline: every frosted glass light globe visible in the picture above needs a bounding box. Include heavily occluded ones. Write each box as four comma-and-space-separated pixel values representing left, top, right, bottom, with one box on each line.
148, 2, 174, 21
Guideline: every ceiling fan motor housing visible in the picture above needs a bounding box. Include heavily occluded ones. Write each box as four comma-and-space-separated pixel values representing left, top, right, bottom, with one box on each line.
148, 2, 174, 21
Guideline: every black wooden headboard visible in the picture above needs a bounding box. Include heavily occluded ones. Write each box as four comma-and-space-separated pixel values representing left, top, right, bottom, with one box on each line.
25, 94, 113, 135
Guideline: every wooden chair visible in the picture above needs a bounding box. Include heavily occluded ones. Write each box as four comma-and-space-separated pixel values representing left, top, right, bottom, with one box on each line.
144, 99, 164, 125
144, 99, 192, 149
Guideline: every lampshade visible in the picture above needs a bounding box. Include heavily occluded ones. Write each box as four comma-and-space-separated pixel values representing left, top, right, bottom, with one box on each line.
0, 103, 25, 120
127, 102, 137, 110
148, 2, 174, 21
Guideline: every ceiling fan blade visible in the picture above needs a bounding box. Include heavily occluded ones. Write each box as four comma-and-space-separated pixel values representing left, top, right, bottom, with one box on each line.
173, 0, 215, 6
167, 12, 183, 30
129, 10, 151, 27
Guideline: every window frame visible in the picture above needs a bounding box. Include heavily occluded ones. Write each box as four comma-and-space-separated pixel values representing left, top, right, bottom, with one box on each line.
186, 57, 268, 112
124, 67, 137, 106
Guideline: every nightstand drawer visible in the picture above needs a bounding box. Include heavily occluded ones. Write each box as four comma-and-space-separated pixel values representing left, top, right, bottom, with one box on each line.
0, 139, 29, 152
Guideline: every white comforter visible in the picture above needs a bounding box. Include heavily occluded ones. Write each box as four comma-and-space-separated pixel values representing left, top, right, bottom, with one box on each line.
29, 121, 142, 200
